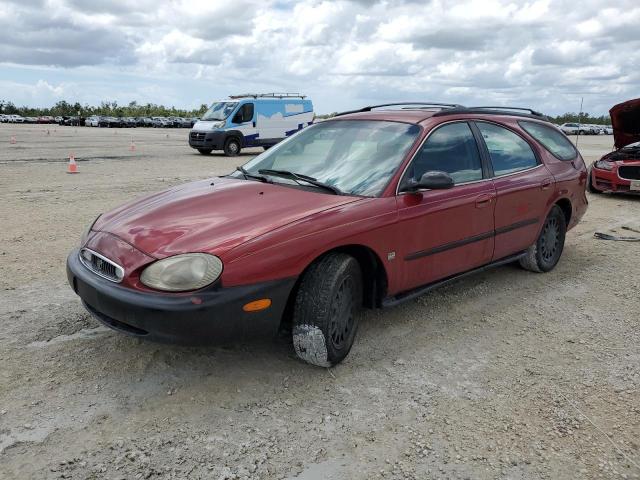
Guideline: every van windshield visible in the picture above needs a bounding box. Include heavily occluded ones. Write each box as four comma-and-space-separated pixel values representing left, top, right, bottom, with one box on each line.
201, 102, 238, 121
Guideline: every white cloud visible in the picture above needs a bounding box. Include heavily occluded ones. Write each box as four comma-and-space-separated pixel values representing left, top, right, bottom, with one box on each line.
0, 0, 639, 114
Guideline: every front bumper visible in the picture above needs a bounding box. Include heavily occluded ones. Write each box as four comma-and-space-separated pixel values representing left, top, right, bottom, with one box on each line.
188, 130, 226, 150
67, 248, 295, 344
592, 165, 639, 193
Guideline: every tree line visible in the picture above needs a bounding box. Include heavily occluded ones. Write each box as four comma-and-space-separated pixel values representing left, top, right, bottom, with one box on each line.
1, 99, 611, 124
0, 100, 209, 118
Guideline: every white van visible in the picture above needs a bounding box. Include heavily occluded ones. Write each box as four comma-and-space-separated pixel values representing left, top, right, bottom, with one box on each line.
189, 93, 314, 156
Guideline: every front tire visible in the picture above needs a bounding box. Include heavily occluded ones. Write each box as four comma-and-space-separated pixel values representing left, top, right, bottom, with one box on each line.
292, 253, 362, 367
519, 205, 567, 273
224, 138, 241, 157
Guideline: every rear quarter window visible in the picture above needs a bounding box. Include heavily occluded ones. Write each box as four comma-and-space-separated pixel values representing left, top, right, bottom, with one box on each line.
519, 121, 578, 161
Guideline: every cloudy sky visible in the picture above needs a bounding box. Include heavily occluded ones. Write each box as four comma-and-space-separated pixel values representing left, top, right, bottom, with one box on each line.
0, 0, 638, 115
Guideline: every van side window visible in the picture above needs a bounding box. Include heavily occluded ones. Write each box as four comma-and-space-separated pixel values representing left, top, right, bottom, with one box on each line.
476, 122, 538, 176
407, 122, 483, 184
233, 103, 254, 123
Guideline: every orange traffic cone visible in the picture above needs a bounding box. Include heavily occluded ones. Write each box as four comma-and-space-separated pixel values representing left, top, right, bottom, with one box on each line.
10, 135, 16, 144
67, 154, 78, 174
129, 140, 136, 152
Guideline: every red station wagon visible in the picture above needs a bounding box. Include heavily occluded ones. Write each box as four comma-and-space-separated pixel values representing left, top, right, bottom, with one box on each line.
67, 103, 588, 367
589, 98, 640, 194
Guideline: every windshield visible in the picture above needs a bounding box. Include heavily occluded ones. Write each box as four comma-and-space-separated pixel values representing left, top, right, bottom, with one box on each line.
240, 120, 421, 196
201, 102, 238, 121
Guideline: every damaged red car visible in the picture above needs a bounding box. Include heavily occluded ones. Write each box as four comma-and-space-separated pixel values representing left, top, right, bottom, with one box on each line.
67, 103, 588, 367
589, 98, 640, 194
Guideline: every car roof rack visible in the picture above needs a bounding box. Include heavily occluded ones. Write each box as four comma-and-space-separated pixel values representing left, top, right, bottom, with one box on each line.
229, 93, 307, 99
433, 106, 548, 119
334, 102, 464, 117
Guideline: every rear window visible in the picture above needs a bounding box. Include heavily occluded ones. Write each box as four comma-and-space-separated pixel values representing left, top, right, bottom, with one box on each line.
519, 121, 577, 161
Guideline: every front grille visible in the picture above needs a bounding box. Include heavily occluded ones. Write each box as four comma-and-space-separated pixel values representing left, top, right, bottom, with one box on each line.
190, 132, 206, 141
79, 249, 124, 283
618, 166, 640, 180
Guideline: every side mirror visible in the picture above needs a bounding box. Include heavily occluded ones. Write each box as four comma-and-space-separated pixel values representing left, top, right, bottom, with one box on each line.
403, 171, 454, 192
232, 112, 243, 124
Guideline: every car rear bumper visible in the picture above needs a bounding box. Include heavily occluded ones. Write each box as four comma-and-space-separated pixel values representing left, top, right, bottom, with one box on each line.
67, 248, 295, 344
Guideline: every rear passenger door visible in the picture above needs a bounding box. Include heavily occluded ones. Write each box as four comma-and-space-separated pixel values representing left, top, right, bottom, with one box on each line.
473, 121, 555, 260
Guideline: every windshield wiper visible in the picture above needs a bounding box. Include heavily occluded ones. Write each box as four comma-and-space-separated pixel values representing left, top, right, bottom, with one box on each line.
236, 166, 271, 183
258, 169, 342, 195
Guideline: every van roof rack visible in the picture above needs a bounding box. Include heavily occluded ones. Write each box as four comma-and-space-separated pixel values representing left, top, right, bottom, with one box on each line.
229, 93, 307, 99
334, 102, 463, 117
433, 106, 547, 119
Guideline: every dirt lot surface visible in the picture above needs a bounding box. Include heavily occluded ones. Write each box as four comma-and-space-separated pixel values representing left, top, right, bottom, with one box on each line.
1, 124, 638, 480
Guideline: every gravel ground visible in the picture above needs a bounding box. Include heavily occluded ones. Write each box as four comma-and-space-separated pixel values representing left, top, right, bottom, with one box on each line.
0, 124, 638, 480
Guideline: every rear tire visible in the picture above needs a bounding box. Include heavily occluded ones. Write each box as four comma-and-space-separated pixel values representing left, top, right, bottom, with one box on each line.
224, 138, 241, 157
587, 167, 602, 194
292, 253, 362, 367
519, 205, 567, 273
197, 149, 212, 155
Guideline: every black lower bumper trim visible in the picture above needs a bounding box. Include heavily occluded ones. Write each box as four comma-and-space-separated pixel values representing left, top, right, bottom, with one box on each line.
67, 249, 296, 344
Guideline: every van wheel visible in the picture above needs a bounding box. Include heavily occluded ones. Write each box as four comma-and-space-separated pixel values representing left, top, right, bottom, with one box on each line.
197, 149, 212, 155
519, 205, 567, 273
224, 138, 241, 156
292, 253, 362, 367
587, 167, 602, 194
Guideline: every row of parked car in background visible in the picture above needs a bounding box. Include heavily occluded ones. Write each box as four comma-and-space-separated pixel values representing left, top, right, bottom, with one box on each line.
0, 114, 198, 128
558, 123, 613, 135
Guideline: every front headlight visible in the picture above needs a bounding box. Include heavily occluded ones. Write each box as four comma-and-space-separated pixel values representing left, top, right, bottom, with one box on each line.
140, 253, 223, 292
81, 214, 101, 245
594, 160, 613, 171
211, 121, 225, 130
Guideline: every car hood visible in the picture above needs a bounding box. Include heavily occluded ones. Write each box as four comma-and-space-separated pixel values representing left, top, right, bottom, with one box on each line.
610, 98, 640, 149
92, 177, 362, 259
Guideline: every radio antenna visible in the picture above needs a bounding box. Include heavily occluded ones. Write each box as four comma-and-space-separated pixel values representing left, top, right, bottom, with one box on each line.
576, 97, 584, 149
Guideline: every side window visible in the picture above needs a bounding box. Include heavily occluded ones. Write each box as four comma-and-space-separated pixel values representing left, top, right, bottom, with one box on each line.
519, 121, 577, 161
233, 103, 254, 123
407, 122, 483, 184
476, 123, 538, 176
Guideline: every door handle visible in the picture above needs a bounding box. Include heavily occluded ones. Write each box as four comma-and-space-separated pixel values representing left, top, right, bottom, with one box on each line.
540, 178, 553, 191
475, 194, 493, 208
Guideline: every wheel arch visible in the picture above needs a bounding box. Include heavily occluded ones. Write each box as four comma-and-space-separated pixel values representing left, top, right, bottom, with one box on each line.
224, 130, 244, 147
554, 197, 572, 226
278, 244, 389, 333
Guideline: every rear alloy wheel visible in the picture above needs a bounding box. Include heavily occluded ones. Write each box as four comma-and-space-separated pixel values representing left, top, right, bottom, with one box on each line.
587, 167, 603, 194
292, 253, 362, 367
224, 138, 241, 157
519, 205, 567, 273
197, 148, 212, 155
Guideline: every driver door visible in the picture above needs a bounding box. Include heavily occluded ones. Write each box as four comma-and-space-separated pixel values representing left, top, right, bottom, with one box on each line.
395, 121, 496, 292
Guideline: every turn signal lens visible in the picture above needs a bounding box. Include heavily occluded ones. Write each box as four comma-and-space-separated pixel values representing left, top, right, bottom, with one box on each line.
242, 299, 272, 312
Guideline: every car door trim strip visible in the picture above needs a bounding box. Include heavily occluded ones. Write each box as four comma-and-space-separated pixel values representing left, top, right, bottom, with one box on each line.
405, 217, 539, 260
